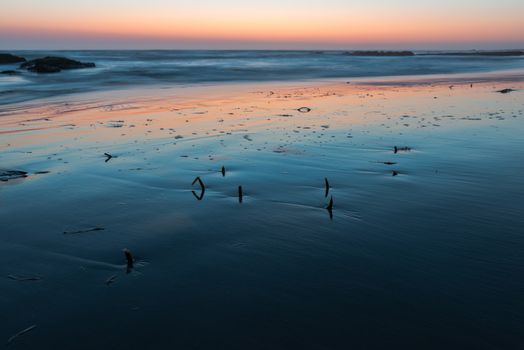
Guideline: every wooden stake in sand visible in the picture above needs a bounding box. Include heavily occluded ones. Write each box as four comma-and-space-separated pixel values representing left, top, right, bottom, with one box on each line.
238, 186, 243, 203
221, 166, 226, 177
123, 248, 134, 273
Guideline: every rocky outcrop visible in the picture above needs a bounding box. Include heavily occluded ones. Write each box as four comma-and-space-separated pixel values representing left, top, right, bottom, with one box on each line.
347, 51, 415, 57
0, 53, 27, 64
428, 50, 524, 57
0, 70, 19, 75
465, 50, 524, 56
20, 56, 95, 73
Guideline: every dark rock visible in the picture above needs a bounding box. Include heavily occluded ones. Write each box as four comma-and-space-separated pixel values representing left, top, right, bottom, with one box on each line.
467, 51, 524, 56
297, 107, 311, 113
348, 51, 415, 57
475, 50, 524, 56
424, 50, 524, 57
0, 53, 26, 64
20, 56, 95, 74
0, 170, 28, 182
1, 70, 19, 75
25, 64, 61, 73
497, 89, 516, 94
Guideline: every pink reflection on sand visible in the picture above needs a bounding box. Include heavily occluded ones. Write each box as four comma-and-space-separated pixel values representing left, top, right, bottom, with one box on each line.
1, 79, 522, 151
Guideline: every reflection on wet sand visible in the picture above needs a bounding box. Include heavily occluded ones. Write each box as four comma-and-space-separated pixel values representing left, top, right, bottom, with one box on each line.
0, 78, 523, 349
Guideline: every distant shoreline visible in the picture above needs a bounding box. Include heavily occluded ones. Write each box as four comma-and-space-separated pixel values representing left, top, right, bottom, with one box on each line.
3, 49, 524, 56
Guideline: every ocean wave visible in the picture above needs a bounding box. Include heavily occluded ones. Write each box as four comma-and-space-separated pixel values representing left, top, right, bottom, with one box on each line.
1, 50, 523, 105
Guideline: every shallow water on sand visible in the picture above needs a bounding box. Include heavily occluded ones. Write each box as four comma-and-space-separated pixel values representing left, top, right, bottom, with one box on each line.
0, 81, 523, 349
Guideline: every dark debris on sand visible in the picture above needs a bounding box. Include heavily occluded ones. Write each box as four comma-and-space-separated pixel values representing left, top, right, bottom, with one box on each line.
7, 275, 42, 282
497, 89, 516, 94
0, 170, 28, 182
297, 107, 311, 113
105, 275, 117, 286
63, 227, 105, 235
394, 146, 412, 154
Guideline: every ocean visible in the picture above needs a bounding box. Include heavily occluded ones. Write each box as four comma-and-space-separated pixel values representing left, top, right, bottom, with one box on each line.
1, 50, 524, 105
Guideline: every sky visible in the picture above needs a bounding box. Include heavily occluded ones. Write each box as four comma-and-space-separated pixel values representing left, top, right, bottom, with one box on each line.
1, 0, 523, 49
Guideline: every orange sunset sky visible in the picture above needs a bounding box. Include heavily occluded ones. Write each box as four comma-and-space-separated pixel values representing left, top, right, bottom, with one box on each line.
1, 0, 523, 49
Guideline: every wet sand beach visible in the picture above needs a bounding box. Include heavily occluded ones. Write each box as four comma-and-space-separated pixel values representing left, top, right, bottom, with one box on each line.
1, 77, 523, 349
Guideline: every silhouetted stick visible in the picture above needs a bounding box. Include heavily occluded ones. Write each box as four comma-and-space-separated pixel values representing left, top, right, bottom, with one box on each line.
105, 275, 117, 286
104, 153, 113, 162
7, 275, 41, 282
63, 227, 104, 235
324, 177, 330, 197
238, 186, 243, 203
192, 177, 206, 200
394, 146, 398, 154
123, 248, 133, 273
192, 189, 205, 200
221, 166, 226, 177
6, 325, 36, 346
326, 196, 334, 220
192, 176, 205, 189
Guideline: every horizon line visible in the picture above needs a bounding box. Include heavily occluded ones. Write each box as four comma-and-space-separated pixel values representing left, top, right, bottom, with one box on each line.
3, 47, 524, 51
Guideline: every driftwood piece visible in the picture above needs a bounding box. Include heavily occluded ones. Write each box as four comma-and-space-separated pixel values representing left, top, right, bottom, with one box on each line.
6, 325, 36, 346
